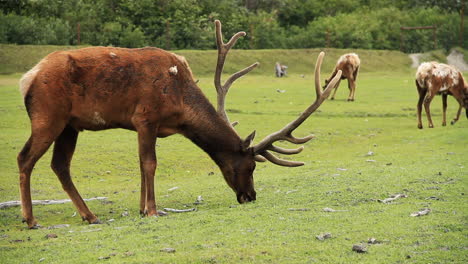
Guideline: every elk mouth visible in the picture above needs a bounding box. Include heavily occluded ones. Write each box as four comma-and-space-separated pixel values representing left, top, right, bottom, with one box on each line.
237, 191, 256, 204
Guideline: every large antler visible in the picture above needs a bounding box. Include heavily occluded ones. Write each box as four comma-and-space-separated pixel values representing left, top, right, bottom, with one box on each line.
252, 52, 342, 167
214, 20, 259, 125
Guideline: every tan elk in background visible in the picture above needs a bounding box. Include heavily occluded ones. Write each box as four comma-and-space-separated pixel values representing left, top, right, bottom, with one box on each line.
415, 62, 468, 129
17, 20, 341, 229
323, 53, 360, 101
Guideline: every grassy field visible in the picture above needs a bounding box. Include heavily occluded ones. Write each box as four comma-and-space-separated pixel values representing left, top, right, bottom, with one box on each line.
0, 44, 411, 75
0, 48, 467, 263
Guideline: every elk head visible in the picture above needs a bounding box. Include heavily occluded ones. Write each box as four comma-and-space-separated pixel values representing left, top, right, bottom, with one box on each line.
212, 20, 342, 203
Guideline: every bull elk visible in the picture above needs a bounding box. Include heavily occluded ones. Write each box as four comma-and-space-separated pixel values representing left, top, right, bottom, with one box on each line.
415, 62, 468, 129
17, 20, 342, 228
323, 53, 360, 101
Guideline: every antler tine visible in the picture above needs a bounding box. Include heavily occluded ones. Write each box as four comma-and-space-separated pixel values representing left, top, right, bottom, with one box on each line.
214, 20, 259, 125
253, 52, 342, 167
262, 151, 305, 167
315, 52, 324, 98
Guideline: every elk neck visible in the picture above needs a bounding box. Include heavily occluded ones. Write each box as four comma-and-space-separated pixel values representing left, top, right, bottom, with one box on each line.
180, 84, 244, 167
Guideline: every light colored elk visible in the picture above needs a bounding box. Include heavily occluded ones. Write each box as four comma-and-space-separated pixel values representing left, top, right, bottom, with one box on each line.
323, 53, 360, 101
415, 62, 468, 129
17, 20, 341, 228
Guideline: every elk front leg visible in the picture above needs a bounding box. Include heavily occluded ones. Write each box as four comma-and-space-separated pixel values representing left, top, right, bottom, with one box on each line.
442, 94, 448, 126
136, 124, 159, 216
347, 78, 356, 101
139, 164, 146, 215
51, 125, 100, 224
423, 92, 436, 128
330, 79, 341, 100
416, 81, 426, 129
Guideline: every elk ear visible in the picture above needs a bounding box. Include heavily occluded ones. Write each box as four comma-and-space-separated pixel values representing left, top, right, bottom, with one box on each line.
242, 131, 256, 152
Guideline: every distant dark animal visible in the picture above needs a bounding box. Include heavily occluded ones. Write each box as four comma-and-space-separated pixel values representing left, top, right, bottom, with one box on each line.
323, 53, 360, 101
415, 61, 468, 129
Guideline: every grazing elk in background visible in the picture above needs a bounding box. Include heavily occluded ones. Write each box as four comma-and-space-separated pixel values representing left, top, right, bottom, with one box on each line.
17, 20, 341, 228
323, 53, 360, 101
415, 62, 468, 129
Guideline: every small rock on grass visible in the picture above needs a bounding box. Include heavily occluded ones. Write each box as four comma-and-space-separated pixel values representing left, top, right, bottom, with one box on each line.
45, 234, 57, 239
352, 244, 367, 253
160, 248, 176, 253
194, 195, 204, 204
316, 233, 332, 241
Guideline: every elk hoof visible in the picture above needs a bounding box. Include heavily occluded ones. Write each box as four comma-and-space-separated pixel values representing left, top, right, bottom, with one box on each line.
330, 97, 335, 100
147, 210, 168, 218
90, 219, 102, 225
429, 124, 434, 128
442, 122, 446, 126
450, 120, 456, 125
23, 218, 40, 229
417, 124, 423, 129
29, 224, 42, 229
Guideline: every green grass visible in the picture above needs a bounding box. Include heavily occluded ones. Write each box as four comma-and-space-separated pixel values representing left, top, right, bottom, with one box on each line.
0, 44, 411, 75
0, 49, 467, 263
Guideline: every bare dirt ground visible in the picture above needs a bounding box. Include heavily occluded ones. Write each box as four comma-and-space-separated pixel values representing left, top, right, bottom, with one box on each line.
409, 53, 422, 68
410, 50, 468, 72
446, 49, 468, 71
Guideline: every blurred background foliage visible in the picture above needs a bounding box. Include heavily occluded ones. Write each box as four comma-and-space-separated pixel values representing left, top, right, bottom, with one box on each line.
0, 0, 466, 52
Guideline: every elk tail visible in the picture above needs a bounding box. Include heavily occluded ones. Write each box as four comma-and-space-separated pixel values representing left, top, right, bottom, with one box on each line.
19, 60, 45, 97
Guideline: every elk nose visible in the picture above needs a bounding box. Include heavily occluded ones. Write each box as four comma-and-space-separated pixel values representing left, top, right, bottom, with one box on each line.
237, 191, 256, 204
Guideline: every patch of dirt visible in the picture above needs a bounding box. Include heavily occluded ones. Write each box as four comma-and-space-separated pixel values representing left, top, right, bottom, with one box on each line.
409, 53, 422, 68
447, 50, 468, 72
409, 50, 468, 72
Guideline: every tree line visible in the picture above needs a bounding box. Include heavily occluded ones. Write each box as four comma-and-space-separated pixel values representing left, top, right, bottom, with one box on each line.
0, 0, 466, 52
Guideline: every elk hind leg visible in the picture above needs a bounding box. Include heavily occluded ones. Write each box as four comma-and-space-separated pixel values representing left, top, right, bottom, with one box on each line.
441, 94, 448, 126
451, 104, 463, 125
51, 125, 100, 224
449, 90, 465, 125
17, 122, 64, 228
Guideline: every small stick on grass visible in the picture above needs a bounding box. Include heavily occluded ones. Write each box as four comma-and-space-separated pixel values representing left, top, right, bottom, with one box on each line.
288, 208, 310, 211
0, 197, 108, 209
323, 207, 348, 212
163, 208, 196, 213
378, 194, 407, 204
410, 208, 431, 217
